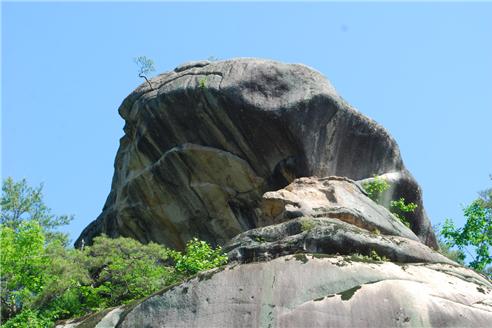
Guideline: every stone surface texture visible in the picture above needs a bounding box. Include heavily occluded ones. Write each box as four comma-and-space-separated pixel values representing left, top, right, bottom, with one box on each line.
57, 256, 492, 328
259, 176, 418, 240
224, 217, 453, 265
60, 58, 492, 328
76, 58, 436, 250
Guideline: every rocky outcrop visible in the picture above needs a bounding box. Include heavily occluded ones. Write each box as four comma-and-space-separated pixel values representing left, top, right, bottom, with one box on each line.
61, 58, 492, 328
223, 177, 451, 265
225, 217, 452, 265
259, 176, 418, 240
76, 58, 436, 250
56, 256, 492, 328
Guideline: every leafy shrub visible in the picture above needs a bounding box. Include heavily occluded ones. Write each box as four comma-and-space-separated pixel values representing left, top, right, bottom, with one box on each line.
350, 250, 389, 262
369, 250, 389, 262
441, 200, 491, 272
0, 309, 51, 328
390, 198, 418, 228
362, 176, 389, 203
1, 178, 229, 326
171, 238, 228, 275
362, 176, 416, 228
300, 219, 315, 232
80, 235, 180, 308
199, 77, 207, 89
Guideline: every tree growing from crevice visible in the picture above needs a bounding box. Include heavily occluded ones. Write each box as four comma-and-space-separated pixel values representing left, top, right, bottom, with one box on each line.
362, 176, 417, 228
134, 56, 155, 90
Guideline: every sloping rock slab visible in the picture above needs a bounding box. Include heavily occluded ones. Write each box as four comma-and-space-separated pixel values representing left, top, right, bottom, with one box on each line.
76, 58, 436, 250
58, 256, 492, 328
260, 176, 418, 241
224, 217, 452, 265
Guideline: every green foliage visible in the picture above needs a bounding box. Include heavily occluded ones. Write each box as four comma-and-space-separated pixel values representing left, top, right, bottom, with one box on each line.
133, 56, 155, 77
1, 232, 227, 326
369, 250, 389, 262
199, 77, 207, 89
80, 235, 180, 308
0, 178, 228, 326
371, 228, 381, 235
0, 309, 51, 328
254, 236, 266, 243
436, 238, 465, 265
300, 219, 315, 232
362, 175, 390, 203
350, 250, 389, 262
441, 200, 492, 272
362, 175, 417, 228
171, 238, 228, 275
0, 221, 47, 321
133, 56, 155, 89
390, 198, 418, 228
1, 177, 72, 244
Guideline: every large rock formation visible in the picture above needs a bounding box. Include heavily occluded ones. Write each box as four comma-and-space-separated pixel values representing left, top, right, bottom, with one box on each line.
57, 257, 492, 328
59, 177, 492, 327
76, 58, 436, 250
62, 59, 492, 328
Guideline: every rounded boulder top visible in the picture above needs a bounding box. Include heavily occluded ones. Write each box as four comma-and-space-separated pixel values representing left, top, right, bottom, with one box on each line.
76, 58, 437, 251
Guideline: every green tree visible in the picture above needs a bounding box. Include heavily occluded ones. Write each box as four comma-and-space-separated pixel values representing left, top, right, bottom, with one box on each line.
440, 178, 492, 275
390, 197, 418, 228
441, 200, 492, 272
79, 235, 180, 308
0, 178, 228, 326
436, 237, 466, 265
1, 177, 72, 244
362, 176, 417, 227
0, 221, 48, 321
0, 309, 52, 328
134, 56, 155, 89
171, 238, 228, 275
362, 175, 390, 203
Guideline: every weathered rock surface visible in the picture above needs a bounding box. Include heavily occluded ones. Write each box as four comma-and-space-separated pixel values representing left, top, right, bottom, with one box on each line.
56, 255, 492, 328
222, 176, 456, 265
63, 58, 492, 328
76, 58, 436, 249
224, 217, 453, 265
259, 176, 418, 241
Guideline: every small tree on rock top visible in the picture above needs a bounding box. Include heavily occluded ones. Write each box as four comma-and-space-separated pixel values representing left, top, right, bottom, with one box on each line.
134, 56, 155, 89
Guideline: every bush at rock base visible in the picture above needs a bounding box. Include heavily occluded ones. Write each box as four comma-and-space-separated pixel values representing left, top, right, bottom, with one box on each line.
0, 226, 226, 327
170, 238, 228, 275
0, 178, 227, 327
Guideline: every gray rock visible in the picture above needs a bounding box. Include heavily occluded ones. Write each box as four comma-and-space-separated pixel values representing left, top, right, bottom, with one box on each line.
224, 217, 452, 265
76, 58, 436, 249
259, 176, 419, 241
57, 256, 492, 328
55, 306, 125, 328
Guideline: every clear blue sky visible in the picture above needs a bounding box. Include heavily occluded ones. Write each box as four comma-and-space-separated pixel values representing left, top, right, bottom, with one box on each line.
2, 1, 491, 245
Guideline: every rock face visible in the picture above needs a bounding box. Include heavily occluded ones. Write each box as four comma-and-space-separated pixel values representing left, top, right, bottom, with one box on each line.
223, 176, 455, 266
62, 58, 492, 328
259, 176, 418, 240
76, 58, 436, 250
57, 256, 492, 328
